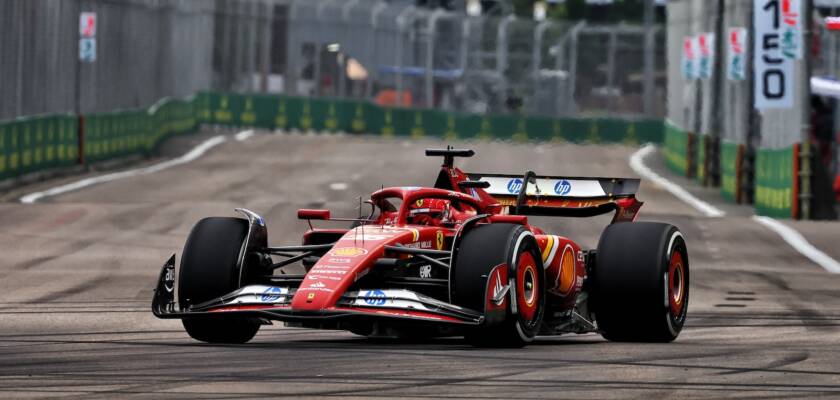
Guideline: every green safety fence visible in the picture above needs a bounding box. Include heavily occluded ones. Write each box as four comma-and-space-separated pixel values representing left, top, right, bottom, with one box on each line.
84, 110, 149, 163
0, 91, 808, 221
695, 137, 706, 183
754, 146, 795, 218
662, 121, 688, 176
720, 141, 740, 202
198, 91, 665, 145
84, 97, 198, 163
0, 114, 78, 180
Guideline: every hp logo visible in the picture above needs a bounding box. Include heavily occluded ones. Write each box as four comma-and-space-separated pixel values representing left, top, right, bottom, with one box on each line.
363, 290, 387, 306
507, 178, 523, 194
554, 180, 572, 195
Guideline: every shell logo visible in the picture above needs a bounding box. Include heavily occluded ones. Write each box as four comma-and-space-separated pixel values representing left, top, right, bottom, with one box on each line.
329, 247, 368, 257
557, 246, 576, 296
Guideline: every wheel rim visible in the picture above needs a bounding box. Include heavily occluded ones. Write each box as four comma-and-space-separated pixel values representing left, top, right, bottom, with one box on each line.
516, 251, 539, 323
668, 249, 686, 316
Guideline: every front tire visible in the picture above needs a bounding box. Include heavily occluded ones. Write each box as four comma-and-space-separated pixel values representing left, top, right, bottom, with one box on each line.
592, 222, 689, 342
452, 223, 545, 348
178, 217, 260, 344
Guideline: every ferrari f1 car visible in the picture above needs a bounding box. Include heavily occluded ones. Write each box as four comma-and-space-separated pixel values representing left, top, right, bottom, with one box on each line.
152, 148, 689, 347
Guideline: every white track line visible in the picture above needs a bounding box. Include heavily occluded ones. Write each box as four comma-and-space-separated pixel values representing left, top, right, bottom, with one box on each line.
753, 216, 840, 273
235, 130, 254, 142
629, 144, 726, 218
630, 144, 840, 273
20, 135, 227, 203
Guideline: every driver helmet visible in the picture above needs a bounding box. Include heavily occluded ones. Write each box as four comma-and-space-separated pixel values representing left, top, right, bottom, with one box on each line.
408, 198, 451, 225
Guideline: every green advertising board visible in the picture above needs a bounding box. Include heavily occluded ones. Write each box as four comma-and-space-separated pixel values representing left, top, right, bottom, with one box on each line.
0, 115, 77, 179
197, 91, 665, 146
720, 141, 739, 202
754, 146, 794, 218
662, 121, 688, 176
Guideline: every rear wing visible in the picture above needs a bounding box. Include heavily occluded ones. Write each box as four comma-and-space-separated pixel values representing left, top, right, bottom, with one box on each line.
466, 172, 642, 220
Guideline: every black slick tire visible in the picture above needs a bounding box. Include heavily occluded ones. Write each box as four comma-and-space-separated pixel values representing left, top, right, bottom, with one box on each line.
451, 223, 545, 348
592, 222, 689, 342
178, 217, 260, 344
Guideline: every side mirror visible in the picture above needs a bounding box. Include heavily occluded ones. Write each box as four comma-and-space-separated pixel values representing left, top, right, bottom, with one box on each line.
297, 209, 330, 220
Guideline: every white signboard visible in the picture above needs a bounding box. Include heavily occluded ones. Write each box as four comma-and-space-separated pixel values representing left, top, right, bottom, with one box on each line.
79, 38, 96, 62
754, 0, 795, 109
727, 28, 748, 81
697, 33, 715, 80
79, 12, 96, 38
682, 36, 696, 81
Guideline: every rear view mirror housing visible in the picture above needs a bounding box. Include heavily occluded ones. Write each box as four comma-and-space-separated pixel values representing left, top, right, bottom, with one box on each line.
297, 209, 330, 220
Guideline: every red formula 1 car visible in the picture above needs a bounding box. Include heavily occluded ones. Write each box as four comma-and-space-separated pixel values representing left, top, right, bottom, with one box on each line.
152, 148, 689, 347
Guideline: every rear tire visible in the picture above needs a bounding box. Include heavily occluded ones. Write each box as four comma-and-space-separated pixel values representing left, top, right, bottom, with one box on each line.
452, 223, 545, 348
179, 217, 260, 344
592, 222, 689, 342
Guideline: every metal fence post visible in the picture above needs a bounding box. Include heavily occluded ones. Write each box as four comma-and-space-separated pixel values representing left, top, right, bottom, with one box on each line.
642, 0, 655, 116
533, 20, 550, 78
426, 9, 444, 109
606, 28, 617, 112
367, 2, 387, 100
395, 6, 415, 107
16, 1, 26, 116
800, 0, 814, 219
497, 15, 515, 111
568, 22, 585, 113
339, 0, 360, 99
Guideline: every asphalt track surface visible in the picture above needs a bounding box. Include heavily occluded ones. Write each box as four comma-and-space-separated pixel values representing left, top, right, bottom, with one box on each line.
1, 130, 840, 399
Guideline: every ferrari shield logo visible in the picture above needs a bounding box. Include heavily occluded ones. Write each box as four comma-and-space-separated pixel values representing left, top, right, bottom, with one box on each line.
435, 231, 445, 250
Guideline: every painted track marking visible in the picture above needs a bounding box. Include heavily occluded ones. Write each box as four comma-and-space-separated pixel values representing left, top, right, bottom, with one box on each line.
20, 135, 227, 203
629, 144, 726, 218
235, 130, 254, 142
631, 144, 840, 273
753, 216, 840, 274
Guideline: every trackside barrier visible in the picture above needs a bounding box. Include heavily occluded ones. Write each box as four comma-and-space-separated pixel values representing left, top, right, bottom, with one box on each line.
658, 119, 800, 218
0, 91, 801, 220
662, 120, 689, 176
695, 136, 706, 183
720, 141, 744, 203
0, 114, 78, 181
83, 97, 198, 163
196, 92, 666, 145
0, 97, 196, 180
754, 146, 797, 219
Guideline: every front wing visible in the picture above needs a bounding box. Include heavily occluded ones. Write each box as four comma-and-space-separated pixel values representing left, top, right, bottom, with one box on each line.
152, 256, 484, 326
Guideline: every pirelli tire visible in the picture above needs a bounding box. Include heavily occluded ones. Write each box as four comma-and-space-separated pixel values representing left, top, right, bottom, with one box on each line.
593, 222, 689, 342
178, 217, 260, 344
452, 223, 545, 348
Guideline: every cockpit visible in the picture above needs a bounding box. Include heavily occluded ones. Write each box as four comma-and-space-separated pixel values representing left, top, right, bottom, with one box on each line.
368, 187, 480, 227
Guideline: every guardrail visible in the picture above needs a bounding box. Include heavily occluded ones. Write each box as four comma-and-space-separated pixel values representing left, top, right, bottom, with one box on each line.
193, 92, 664, 144
7, 90, 808, 220
83, 98, 197, 163
664, 121, 800, 219
2, 93, 662, 184
0, 97, 198, 183
0, 115, 79, 181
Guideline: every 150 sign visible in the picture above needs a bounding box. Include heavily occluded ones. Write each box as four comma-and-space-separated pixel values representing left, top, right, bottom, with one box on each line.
754, 0, 797, 109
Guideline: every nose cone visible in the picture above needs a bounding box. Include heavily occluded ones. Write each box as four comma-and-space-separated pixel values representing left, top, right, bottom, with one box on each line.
290, 226, 417, 310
